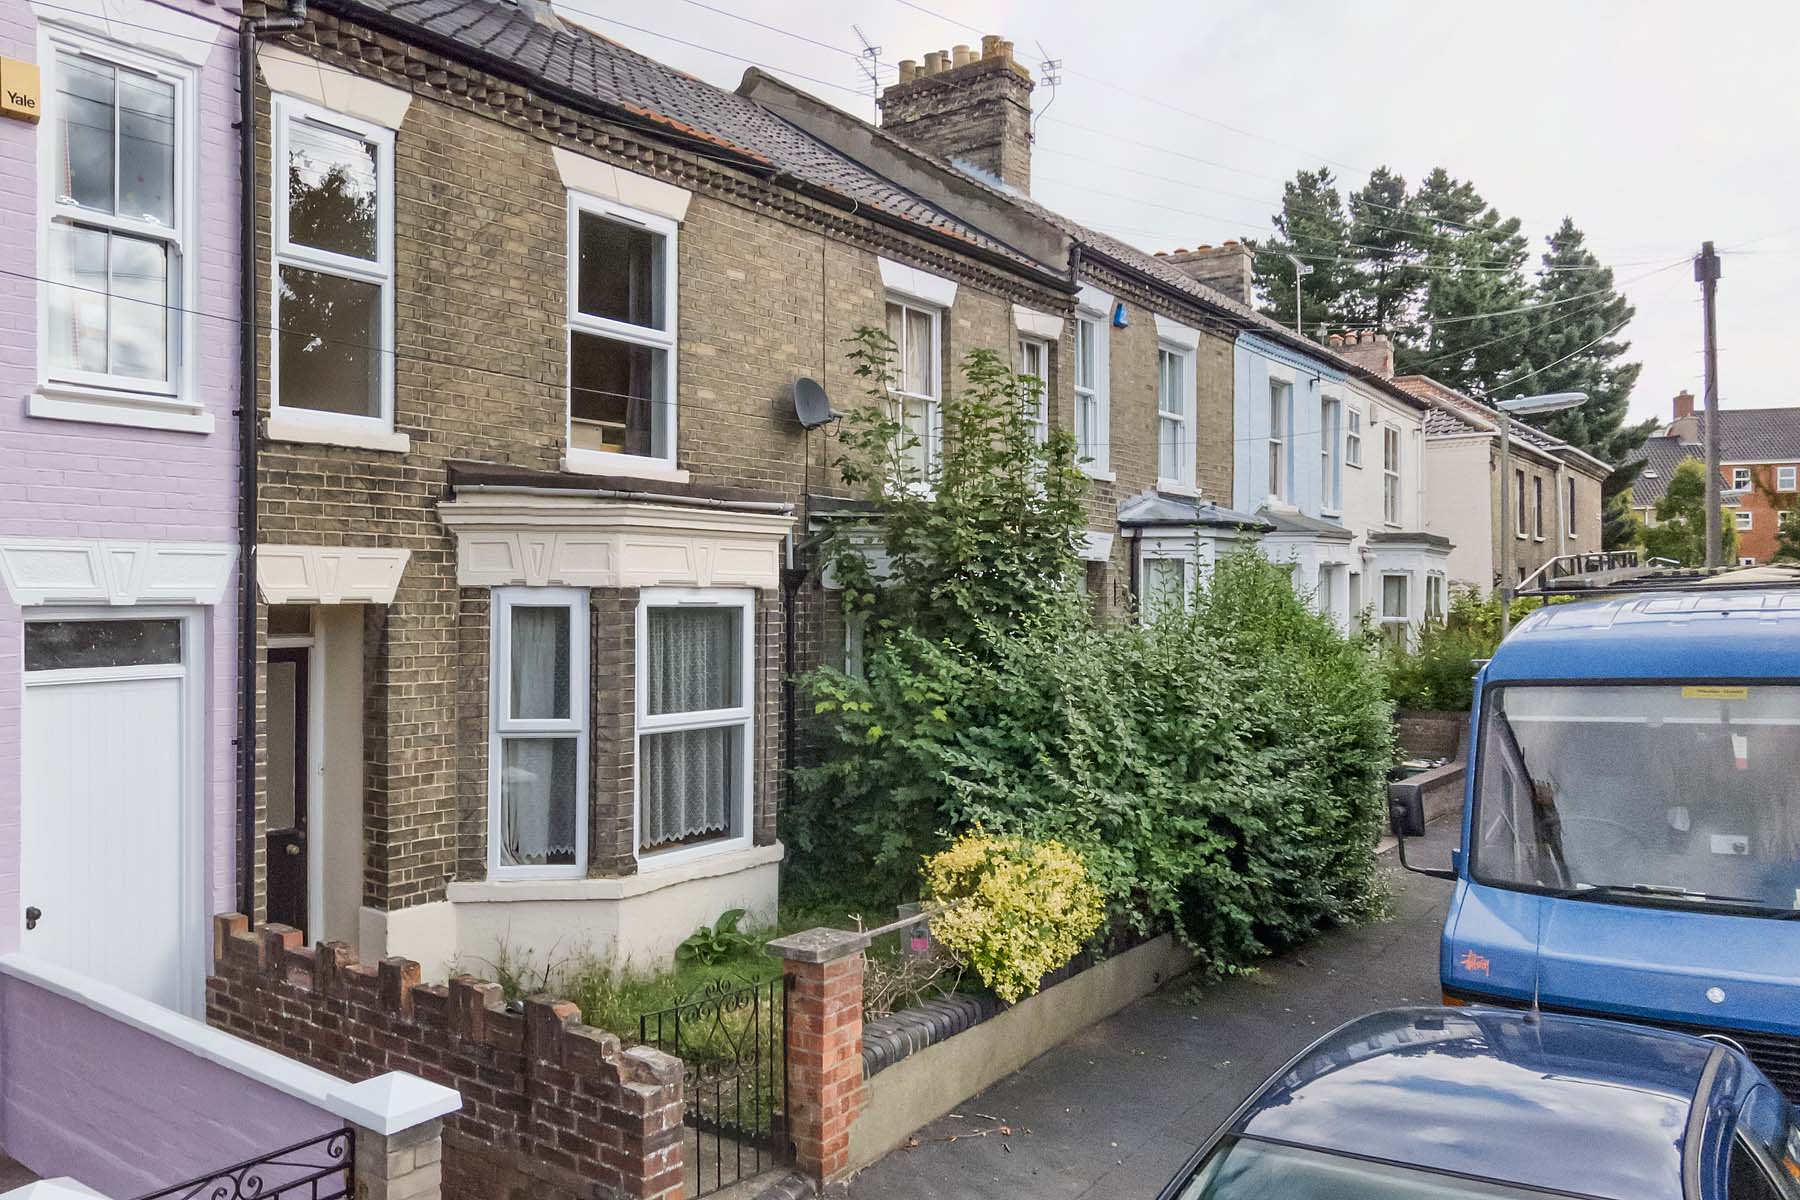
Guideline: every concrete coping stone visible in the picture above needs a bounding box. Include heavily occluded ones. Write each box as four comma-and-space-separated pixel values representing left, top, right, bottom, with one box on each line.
766, 928, 871, 964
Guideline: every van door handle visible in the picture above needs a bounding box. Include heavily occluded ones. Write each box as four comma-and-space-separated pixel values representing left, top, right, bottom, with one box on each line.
24, 907, 40, 931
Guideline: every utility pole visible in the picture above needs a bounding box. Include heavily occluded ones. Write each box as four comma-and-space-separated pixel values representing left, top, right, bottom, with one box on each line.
1696, 241, 1723, 567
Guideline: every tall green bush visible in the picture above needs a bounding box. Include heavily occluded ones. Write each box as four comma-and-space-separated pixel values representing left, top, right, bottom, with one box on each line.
1381, 586, 1548, 712
787, 329, 1395, 974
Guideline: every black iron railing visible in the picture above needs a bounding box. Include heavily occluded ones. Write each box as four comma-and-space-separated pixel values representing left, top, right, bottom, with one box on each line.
639, 976, 790, 1197
133, 1128, 353, 1200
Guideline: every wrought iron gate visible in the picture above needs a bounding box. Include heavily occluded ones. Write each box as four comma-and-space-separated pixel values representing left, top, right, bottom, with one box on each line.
132, 1128, 353, 1200
639, 975, 790, 1197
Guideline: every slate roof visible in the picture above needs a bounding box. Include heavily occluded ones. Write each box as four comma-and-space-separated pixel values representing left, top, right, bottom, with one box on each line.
1393, 374, 1612, 475
1257, 508, 1354, 541
1685, 407, 1800, 463
319, 0, 1053, 275
1624, 435, 1697, 509
1116, 490, 1271, 530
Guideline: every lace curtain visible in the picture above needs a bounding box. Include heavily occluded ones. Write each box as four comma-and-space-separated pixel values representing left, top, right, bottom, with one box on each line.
500, 606, 576, 867
640, 607, 742, 850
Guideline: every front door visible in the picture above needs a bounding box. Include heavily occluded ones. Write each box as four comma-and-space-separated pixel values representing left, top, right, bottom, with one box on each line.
21, 615, 194, 1011
266, 646, 310, 935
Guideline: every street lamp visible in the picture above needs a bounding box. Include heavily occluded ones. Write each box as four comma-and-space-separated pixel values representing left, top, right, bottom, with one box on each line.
1285, 254, 1313, 336
1497, 391, 1588, 637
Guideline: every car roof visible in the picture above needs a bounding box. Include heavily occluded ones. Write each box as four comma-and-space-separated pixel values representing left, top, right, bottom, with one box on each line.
1488, 588, 1800, 683
1231, 1007, 1722, 1200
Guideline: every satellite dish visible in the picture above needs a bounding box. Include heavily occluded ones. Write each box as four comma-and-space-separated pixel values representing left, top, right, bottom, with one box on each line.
794, 377, 840, 429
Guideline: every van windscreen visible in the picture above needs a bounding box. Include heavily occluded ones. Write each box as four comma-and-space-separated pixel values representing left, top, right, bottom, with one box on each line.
1470, 683, 1800, 916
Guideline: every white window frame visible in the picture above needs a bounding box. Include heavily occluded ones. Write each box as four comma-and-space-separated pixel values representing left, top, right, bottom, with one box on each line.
1267, 374, 1293, 503
1379, 572, 1411, 645
1739, 556, 1758, 566
1382, 425, 1402, 526
1139, 553, 1190, 623
1735, 509, 1754, 531
270, 95, 396, 440
1778, 466, 1798, 492
488, 587, 590, 881
33, 27, 204, 433
1016, 335, 1050, 445
1319, 392, 1344, 515
1345, 404, 1363, 468
1732, 467, 1752, 491
883, 297, 943, 482
635, 587, 756, 869
1074, 297, 1111, 479
1425, 572, 1446, 623
1157, 343, 1195, 491
565, 192, 681, 477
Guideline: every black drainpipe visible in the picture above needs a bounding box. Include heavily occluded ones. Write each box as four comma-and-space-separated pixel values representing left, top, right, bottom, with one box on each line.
236, 0, 306, 923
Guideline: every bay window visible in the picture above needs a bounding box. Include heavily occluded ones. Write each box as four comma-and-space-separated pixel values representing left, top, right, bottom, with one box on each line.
568, 196, 678, 469
1141, 556, 1188, 623
886, 300, 940, 477
40, 37, 195, 425
1157, 345, 1193, 488
272, 97, 394, 429
637, 589, 754, 860
1380, 573, 1410, 647
489, 589, 589, 878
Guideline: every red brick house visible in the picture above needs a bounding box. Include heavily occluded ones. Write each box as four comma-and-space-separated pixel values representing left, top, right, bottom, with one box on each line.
1630, 391, 1800, 563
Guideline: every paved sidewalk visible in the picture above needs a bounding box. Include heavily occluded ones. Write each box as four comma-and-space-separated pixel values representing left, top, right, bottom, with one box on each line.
840, 818, 1458, 1199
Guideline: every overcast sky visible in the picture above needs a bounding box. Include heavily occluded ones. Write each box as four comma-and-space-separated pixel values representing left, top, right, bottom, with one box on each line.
566, 0, 1799, 427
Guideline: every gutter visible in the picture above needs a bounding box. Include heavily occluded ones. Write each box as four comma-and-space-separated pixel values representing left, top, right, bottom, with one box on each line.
237, 0, 308, 924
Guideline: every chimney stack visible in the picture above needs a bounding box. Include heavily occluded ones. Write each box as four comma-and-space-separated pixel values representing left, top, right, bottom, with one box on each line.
1158, 241, 1254, 306
878, 34, 1035, 193
1333, 330, 1395, 379
1673, 389, 1695, 421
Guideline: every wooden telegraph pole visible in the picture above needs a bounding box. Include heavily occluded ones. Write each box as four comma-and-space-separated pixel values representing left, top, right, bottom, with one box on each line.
1695, 241, 1723, 567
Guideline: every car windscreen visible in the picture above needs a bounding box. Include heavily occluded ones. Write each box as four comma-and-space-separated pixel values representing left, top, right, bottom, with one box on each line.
1171, 1136, 1576, 1199
1470, 683, 1800, 915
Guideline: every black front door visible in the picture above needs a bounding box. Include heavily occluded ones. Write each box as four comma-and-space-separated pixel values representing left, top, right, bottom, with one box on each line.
266, 646, 310, 935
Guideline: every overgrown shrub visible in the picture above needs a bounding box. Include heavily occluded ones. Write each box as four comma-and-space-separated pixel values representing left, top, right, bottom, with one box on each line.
1381, 586, 1545, 712
786, 330, 1394, 981
922, 832, 1105, 1003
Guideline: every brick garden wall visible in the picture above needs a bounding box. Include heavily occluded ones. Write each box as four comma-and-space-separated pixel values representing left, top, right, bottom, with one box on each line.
207, 916, 684, 1200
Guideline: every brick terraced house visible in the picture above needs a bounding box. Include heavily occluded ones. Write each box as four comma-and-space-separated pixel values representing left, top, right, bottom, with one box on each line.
1629, 390, 1800, 564
240, 0, 1090, 978
1396, 373, 1610, 592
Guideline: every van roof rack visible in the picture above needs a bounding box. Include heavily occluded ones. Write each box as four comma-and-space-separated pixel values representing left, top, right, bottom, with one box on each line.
1517, 551, 1800, 597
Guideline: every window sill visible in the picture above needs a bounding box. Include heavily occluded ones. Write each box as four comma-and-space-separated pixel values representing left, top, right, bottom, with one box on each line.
563, 450, 691, 485
1079, 463, 1117, 483
266, 411, 411, 453
1156, 480, 1201, 498
29, 385, 215, 434
451, 841, 783, 903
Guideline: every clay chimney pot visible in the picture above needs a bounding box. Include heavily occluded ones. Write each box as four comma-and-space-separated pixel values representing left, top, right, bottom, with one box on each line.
923, 51, 943, 75
981, 34, 1001, 59
952, 43, 973, 67
1328, 333, 1344, 347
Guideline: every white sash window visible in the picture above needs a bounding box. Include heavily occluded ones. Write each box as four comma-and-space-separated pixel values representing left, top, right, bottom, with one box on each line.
489, 588, 589, 878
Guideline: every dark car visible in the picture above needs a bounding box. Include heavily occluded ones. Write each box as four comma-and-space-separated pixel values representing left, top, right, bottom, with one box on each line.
1155, 1006, 1800, 1200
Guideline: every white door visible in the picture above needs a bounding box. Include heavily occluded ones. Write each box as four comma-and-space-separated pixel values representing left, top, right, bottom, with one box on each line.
21, 615, 196, 1012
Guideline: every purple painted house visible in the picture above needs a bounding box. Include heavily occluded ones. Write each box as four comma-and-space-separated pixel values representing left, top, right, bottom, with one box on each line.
0, 1, 447, 1193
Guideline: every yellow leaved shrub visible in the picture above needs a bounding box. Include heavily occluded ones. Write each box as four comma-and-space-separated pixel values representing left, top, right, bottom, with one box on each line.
923, 832, 1105, 1003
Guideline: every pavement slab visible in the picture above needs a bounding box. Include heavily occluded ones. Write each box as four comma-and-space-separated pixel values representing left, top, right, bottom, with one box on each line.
839, 816, 1459, 1199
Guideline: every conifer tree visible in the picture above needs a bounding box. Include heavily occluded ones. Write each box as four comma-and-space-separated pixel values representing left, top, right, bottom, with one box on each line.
1249, 168, 1359, 334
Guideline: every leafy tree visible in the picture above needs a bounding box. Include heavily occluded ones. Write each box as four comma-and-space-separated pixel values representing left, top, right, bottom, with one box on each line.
1640, 459, 1738, 565
1344, 166, 1424, 335
1774, 509, 1800, 563
1249, 167, 1360, 335
1395, 169, 1533, 396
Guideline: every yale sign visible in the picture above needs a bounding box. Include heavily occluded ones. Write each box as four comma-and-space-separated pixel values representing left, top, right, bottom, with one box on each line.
1, 56, 41, 124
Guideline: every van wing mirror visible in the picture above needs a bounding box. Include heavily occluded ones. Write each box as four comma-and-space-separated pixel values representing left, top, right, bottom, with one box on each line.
1389, 781, 1427, 839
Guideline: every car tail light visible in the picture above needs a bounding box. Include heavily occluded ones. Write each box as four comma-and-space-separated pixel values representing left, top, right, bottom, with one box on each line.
1442, 993, 1467, 1006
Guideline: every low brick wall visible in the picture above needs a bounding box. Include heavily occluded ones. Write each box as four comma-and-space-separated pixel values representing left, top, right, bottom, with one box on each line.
206, 916, 684, 1200
1395, 709, 1468, 761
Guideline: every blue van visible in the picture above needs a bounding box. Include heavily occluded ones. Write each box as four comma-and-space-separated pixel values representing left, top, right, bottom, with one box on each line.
1391, 575, 1800, 1100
